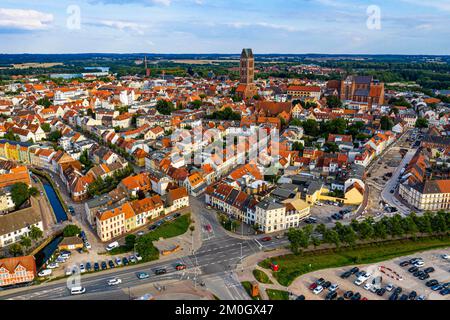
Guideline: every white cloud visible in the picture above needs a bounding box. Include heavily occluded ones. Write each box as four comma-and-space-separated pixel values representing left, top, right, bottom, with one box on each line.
99, 20, 148, 34
400, 0, 450, 12
0, 8, 53, 30
228, 22, 299, 32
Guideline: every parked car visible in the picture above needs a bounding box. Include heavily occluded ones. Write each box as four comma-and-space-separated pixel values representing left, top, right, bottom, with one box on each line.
47, 262, 59, 269
122, 257, 129, 265
79, 264, 86, 273
439, 288, 450, 296
389, 293, 398, 301
313, 286, 323, 295
149, 225, 157, 231
340, 271, 352, 279
129, 255, 137, 263
350, 292, 361, 301
424, 267, 435, 274
350, 267, 359, 274
260, 236, 272, 242
325, 291, 337, 300
106, 241, 119, 251
86, 262, 92, 272
394, 287, 402, 295
426, 280, 439, 287
441, 254, 449, 260
316, 278, 325, 286
137, 231, 145, 236
400, 261, 410, 267
376, 288, 386, 296
84, 242, 91, 250
322, 281, 331, 289
408, 266, 419, 273
38, 269, 52, 277
408, 291, 417, 300
296, 295, 306, 300
101, 261, 107, 270
419, 273, 430, 280
94, 262, 100, 271
107, 278, 122, 286
108, 260, 115, 269
329, 284, 339, 292
135, 253, 143, 261
115, 258, 123, 266
385, 284, 394, 292
343, 291, 353, 299
399, 294, 408, 301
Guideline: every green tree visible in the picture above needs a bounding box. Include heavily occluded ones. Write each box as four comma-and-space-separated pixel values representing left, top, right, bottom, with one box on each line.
10, 182, 31, 209
47, 130, 62, 142
29, 226, 43, 240
9, 243, 23, 256
41, 123, 51, 132
36, 96, 52, 108
326, 95, 343, 108
324, 142, 339, 153
63, 224, 82, 237
156, 100, 175, 115
125, 234, 137, 250
380, 116, 394, 131
415, 117, 429, 129
20, 236, 32, 249
301, 119, 320, 137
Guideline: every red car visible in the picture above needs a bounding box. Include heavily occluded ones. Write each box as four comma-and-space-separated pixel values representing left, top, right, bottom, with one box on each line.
261, 236, 272, 242
361, 297, 368, 301
204, 225, 212, 232
309, 283, 318, 290
175, 264, 186, 271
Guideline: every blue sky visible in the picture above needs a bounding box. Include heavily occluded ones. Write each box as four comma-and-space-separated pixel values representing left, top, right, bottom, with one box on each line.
0, 0, 449, 54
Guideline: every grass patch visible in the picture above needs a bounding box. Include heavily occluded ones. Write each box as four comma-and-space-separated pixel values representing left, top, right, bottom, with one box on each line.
146, 214, 191, 241
241, 281, 261, 300
259, 236, 450, 286
252, 269, 272, 284
266, 289, 289, 300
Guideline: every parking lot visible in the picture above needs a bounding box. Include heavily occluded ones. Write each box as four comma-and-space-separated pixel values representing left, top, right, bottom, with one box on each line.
290, 248, 450, 300
308, 202, 357, 226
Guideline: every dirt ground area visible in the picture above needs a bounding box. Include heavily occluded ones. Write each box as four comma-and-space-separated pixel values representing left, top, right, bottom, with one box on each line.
289, 248, 450, 301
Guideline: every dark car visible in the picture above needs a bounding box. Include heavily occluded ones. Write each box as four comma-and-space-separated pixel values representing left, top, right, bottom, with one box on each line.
94, 262, 100, 271
340, 271, 352, 279
408, 291, 417, 300
101, 261, 107, 270
149, 225, 157, 231
154, 268, 167, 275
413, 271, 422, 278
296, 295, 306, 300
399, 294, 408, 301
419, 273, 430, 280
424, 267, 435, 274
86, 262, 92, 272
79, 231, 86, 239
408, 266, 419, 273
376, 288, 386, 296
389, 293, 398, 301
316, 278, 325, 286
322, 281, 332, 289
394, 287, 402, 295
399, 261, 410, 267
325, 291, 337, 300
108, 260, 115, 269
343, 291, 354, 299
122, 257, 129, 265
440, 288, 450, 296
426, 280, 439, 287
350, 267, 359, 274
174, 213, 181, 218
350, 292, 361, 301
336, 297, 345, 301
261, 236, 272, 242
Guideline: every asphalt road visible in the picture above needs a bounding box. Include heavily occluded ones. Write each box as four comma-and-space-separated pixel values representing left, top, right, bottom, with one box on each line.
0, 202, 288, 300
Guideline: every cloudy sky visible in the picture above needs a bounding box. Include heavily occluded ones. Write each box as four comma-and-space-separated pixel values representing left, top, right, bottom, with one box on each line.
0, 0, 449, 54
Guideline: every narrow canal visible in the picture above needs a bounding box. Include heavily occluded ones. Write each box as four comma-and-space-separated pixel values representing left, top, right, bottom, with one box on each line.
42, 182, 68, 223
34, 235, 63, 269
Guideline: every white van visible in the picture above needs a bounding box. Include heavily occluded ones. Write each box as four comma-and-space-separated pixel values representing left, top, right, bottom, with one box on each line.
70, 286, 86, 295
106, 241, 119, 251
38, 269, 52, 277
